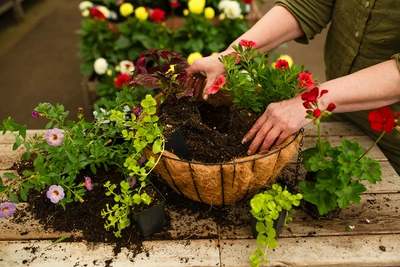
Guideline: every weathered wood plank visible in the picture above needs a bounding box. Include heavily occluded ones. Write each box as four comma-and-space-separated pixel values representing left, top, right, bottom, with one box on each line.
0, 239, 220, 267
220, 234, 400, 267
219, 193, 400, 239
303, 122, 367, 137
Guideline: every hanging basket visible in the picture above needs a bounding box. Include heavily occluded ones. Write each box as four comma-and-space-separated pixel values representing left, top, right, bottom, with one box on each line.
147, 130, 302, 206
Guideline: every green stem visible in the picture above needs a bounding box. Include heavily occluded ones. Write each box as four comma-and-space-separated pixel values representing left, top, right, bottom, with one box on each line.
317, 121, 322, 154
356, 131, 385, 162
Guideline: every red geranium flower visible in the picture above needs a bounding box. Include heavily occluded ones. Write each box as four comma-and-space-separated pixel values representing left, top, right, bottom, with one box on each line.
327, 103, 336, 112
239, 39, 257, 49
275, 59, 289, 70
313, 108, 322, 118
115, 73, 131, 88
298, 72, 315, 89
301, 87, 320, 102
242, 0, 253, 3
208, 75, 226, 94
150, 8, 166, 23
368, 106, 399, 133
90, 7, 105, 20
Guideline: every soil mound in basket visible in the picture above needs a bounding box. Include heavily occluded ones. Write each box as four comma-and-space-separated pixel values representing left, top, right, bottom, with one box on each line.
150, 96, 302, 205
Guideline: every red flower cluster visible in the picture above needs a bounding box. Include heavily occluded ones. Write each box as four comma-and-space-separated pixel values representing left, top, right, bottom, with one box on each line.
301, 87, 335, 118
275, 59, 289, 70
90, 7, 105, 20
368, 106, 400, 133
115, 73, 131, 88
242, 0, 254, 3
239, 39, 257, 49
149, 8, 166, 23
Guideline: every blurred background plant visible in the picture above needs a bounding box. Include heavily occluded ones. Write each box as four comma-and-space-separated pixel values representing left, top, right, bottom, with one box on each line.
76, 0, 266, 104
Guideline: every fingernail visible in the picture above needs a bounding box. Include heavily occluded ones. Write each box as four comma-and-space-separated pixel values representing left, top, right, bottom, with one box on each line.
247, 150, 251, 155
241, 138, 246, 144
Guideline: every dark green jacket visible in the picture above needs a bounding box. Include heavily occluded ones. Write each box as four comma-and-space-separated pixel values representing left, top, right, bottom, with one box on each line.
275, 0, 400, 173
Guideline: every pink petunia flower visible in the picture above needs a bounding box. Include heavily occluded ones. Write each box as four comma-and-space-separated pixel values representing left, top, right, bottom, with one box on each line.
0, 202, 16, 218
46, 185, 65, 204
208, 75, 226, 94
298, 72, 315, 89
84, 176, 93, 191
45, 128, 64, 146
31, 111, 40, 118
239, 39, 257, 49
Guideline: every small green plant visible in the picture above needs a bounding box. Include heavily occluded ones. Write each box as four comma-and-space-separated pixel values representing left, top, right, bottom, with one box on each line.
101, 180, 151, 237
298, 88, 400, 216
249, 184, 302, 267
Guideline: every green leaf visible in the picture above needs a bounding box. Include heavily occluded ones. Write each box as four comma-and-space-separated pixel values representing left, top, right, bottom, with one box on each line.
335, 181, 366, 208
9, 192, 19, 203
299, 181, 337, 215
4, 172, 19, 179
354, 157, 382, 183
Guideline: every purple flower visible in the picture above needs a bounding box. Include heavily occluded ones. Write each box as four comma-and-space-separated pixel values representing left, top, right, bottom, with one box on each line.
31, 111, 40, 118
46, 185, 65, 204
45, 128, 64, 146
131, 105, 143, 116
84, 176, 93, 191
126, 176, 137, 189
0, 202, 16, 218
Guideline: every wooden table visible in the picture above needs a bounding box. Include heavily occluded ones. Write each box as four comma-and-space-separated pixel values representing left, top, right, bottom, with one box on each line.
1, 122, 399, 267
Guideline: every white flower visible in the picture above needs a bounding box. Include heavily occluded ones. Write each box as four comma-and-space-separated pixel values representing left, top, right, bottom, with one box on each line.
109, 10, 118, 20
119, 60, 135, 74
94, 58, 108, 75
96, 5, 111, 19
79, 1, 93, 11
219, 0, 241, 19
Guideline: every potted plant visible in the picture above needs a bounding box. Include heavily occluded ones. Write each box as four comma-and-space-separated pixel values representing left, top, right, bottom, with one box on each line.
0, 85, 166, 238
130, 41, 313, 205
298, 87, 400, 219
249, 184, 302, 267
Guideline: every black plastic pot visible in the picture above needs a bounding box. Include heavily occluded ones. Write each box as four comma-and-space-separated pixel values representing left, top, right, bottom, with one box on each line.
164, 128, 188, 158
251, 210, 287, 239
132, 184, 166, 238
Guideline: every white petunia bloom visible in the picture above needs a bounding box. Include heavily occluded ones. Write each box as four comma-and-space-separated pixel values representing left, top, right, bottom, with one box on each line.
219, 0, 241, 19
79, 1, 93, 11
93, 58, 108, 75
96, 5, 111, 18
109, 10, 118, 20
119, 60, 135, 74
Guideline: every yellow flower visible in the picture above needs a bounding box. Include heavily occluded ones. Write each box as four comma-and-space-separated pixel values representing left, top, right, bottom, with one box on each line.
120, 3, 134, 17
188, 0, 205, 15
272, 54, 294, 67
211, 52, 219, 56
204, 7, 215, 19
183, 9, 189, 16
187, 52, 203, 65
167, 65, 175, 74
135, 6, 149, 21
81, 9, 90, 17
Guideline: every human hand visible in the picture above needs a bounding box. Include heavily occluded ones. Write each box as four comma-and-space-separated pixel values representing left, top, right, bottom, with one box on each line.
186, 53, 226, 100
241, 96, 311, 155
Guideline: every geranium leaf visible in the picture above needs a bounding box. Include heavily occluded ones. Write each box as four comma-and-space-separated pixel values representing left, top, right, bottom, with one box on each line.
299, 181, 337, 215
335, 181, 366, 208
354, 157, 382, 183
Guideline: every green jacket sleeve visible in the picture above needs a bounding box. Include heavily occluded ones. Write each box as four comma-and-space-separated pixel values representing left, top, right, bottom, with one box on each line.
274, 0, 335, 44
391, 54, 400, 72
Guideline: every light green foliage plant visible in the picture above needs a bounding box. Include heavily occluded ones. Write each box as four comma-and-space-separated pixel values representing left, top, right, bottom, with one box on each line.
101, 180, 151, 237
249, 184, 302, 267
